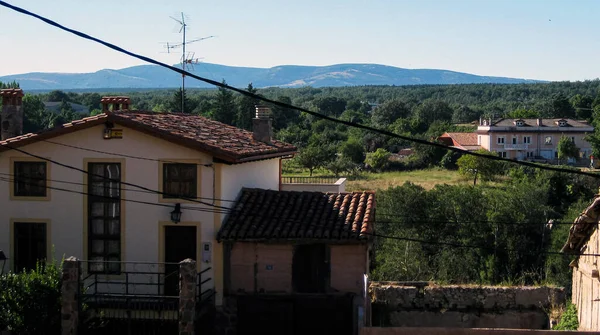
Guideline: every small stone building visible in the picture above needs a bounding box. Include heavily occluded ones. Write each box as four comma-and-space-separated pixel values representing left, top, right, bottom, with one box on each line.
216, 188, 375, 335
562, 195, 600, 331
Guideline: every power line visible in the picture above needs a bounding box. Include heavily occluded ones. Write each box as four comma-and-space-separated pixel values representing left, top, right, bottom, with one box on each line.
0, 172, 237, 203
0, 143, 232, 211
2, 0, 599, 180
0, 177, 228, 214
1, 174, 592, 257
41, 139, 214, 167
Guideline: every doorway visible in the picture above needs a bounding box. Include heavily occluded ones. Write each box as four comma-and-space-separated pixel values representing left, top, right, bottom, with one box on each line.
13, 222, 47, 272
164, 225, 197, 296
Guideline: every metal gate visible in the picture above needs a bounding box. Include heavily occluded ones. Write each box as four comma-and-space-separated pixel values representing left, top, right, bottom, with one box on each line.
77, 260, 180, 335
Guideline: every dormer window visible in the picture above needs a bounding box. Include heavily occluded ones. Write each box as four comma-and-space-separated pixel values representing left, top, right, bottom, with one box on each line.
514, 119, 525, 127
557, 119, 568, 127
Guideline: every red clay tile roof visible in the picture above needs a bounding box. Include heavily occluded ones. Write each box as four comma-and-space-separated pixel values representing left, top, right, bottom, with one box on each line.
0, 111, 297, 164
217, 188, 376, 242
443, 132, 478, 146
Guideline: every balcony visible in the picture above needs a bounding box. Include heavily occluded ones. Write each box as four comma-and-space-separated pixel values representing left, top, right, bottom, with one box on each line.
503, 143, 529, 151
281, 176, 346, 193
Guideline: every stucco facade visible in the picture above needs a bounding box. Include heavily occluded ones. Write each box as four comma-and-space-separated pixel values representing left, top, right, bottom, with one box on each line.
0, 122, 282, 305
477, 118, 593, 161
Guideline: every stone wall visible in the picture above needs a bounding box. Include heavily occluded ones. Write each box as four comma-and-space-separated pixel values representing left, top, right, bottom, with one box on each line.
370, 282, 565, 329
361, 327, 595, 335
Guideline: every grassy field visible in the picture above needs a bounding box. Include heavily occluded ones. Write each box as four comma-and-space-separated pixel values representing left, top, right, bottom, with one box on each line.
346, 168, 464, 191
282, 167, 467, 191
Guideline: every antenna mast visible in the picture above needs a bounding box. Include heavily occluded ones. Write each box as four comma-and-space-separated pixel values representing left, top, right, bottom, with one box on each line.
163, 13, 215, 113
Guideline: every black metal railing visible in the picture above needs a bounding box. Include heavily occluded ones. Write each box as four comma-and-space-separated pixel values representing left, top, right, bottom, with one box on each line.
197, 266, 214, 307
78, 261, 181, 335
281, 176, 341, 184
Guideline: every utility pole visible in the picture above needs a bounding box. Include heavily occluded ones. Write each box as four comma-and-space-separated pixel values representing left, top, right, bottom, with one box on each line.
162, 12, 215, 113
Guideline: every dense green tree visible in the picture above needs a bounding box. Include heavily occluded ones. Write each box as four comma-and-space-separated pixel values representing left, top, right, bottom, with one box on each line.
456, 149, 500, 185
548, 94, 575, 118
46, 90, 69, 102
557, 136, 580, 164
295, 145, 335, 176
236, 83, 259, 130
365, 148, 391, 172
371, 100, 410, 128
452, 105, 479, 123
313, 97, 346, 117
326, 156, 354, 177
413, 100, 453, 129
168, 88, 194, 113
570, 94, 593, 119
340, 139, 366, 164
506, 108, 540, 118
0, 81, 19, 89
213, 80, 237, 125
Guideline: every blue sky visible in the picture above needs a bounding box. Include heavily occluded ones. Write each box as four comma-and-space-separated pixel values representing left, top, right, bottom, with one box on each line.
0, 0, 599, 81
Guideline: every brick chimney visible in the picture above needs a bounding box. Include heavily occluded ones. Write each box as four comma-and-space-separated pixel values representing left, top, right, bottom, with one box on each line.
253, 105, 272, 143
0, 88, 24, 140
101, 96, 131, 112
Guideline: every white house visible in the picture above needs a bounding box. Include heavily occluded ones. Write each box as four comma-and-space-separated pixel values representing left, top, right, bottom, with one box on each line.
0, 90, 296, 306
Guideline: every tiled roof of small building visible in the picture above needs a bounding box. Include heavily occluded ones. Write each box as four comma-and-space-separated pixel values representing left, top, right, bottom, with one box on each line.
217, 188, 376, 242
0, 110, 297, 164
443, 132, 478, 146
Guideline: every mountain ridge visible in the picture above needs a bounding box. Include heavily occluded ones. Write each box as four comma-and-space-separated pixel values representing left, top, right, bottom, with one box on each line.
0, 63, 545, 90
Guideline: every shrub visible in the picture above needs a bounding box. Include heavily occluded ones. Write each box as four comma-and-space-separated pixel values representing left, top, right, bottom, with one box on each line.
365, 148, 391, 172
0, 262, 62, 335
554, 302, 579, 330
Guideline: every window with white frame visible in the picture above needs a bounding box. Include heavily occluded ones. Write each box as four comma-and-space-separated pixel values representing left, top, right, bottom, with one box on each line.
497, 137, 505, 145
545, 136, 552, 145
524, 136, 531, 144
526, 152, 534, 158
512, 137, 517, 145
497, 151, 507, 158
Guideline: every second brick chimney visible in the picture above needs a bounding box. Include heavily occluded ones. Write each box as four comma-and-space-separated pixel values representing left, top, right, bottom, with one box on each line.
0, 88, 24, 140
101, 96, 131, 112
253, 105, 272, 143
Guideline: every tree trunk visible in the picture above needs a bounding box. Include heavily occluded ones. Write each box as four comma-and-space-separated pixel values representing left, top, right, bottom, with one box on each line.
473, 171, 478, 186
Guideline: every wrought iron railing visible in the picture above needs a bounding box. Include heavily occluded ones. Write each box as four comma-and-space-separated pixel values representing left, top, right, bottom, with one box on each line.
281, 176, 341, 184
197, 266, 214, 308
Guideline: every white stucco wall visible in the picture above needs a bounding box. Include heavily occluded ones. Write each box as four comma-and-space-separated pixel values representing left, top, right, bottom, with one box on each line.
0, 124, 218, 274
219, 159, 280, 206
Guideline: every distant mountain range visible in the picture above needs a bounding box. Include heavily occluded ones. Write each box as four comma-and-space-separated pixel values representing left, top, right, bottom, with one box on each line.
0, 63, 544, 90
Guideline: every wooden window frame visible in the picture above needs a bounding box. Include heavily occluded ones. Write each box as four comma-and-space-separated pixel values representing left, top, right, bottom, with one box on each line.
87, 162, 122, 275
9, 157, 51, 201
158, 159, 203, 204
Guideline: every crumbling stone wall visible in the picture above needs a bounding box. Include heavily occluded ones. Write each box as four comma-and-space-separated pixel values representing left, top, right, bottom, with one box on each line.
370, 282, 565, 329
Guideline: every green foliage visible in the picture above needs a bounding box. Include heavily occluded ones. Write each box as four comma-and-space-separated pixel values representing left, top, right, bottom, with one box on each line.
340, 139, 365, 164
236, 83, 259, 130
554, 302, 579, 330
506, 108, 540, 118
557, 136, 580, 163
168, 88, 194, 113
365, 148, 391, 172
326, 156, 355, 177
371, 100, 410, 128
0, 80, 19, 89
295, 145, 335, 176
213, 80, 237, 125
456, 149, 500, 185
0, 262, 62, 335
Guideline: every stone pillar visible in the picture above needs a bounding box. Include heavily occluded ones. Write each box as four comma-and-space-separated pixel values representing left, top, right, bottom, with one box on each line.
179, 259, 197, 335
61, 257, 79, 335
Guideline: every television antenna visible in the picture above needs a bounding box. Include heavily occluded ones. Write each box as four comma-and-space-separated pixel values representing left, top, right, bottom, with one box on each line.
161, 12, 215, 112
